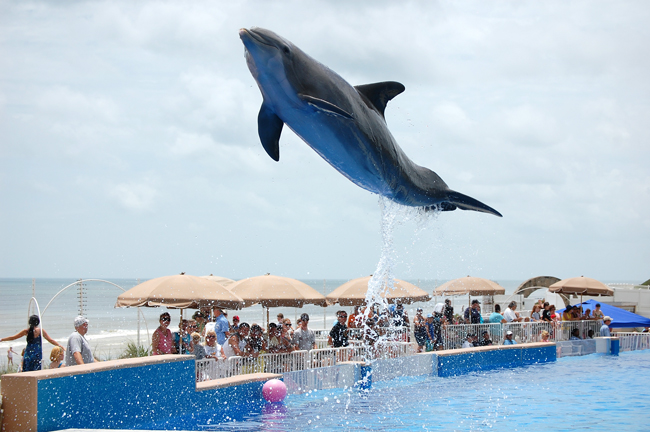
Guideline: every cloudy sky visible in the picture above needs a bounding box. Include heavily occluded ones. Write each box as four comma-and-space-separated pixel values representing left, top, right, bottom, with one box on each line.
1, 1, 648, 283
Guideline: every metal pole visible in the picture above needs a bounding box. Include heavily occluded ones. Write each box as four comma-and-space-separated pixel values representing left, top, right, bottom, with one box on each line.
136, 278, 140, 347
323, 279, 327, 330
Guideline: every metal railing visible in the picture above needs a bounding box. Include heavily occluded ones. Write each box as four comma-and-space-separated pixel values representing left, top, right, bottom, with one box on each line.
617, 332, 650, 352
195, 341, 416, 382
195, 321, 610, 382
440, 320, 604, 348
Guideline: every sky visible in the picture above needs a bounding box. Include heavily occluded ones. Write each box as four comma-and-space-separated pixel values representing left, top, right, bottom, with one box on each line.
1, 1, 649, 283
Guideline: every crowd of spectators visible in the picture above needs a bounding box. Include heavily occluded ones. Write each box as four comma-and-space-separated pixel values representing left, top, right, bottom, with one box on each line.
150, 298, 618, 361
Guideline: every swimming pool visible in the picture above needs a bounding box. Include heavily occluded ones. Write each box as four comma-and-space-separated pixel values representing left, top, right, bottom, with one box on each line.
154, 351, 650, 431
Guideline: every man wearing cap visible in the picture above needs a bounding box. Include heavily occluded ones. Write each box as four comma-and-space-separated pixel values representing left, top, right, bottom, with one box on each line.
211, 307, 230, 346
600, 316, 613, 336
230, 315, 240, 334
464, 299, 482, 324
293, 313, 317, 351
65, 316, 94, 365
462, 334, 475, 349
479, 331, 493, 346
503, 330, 517, 345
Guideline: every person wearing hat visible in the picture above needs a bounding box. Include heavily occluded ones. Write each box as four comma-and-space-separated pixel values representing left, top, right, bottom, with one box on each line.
65, 316, 94, 365
211, 307, 230, 346
464, 299, 482, 324
413, 308, 427, 353
503, 330, 517, 345
562, 305, 575, 321
292, 313, 317, 351
600, 316, 613, 336
462, 333, 475, 349
230, 315, 240, 334
479, 331, 493, 346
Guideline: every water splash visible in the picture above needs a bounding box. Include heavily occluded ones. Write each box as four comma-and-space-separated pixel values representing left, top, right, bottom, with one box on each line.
361, 197, 439, 362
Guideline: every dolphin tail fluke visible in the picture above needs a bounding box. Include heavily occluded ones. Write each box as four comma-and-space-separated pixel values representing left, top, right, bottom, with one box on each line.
439, 190, 503, 217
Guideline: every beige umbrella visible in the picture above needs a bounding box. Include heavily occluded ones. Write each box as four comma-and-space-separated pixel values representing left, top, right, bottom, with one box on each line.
115, 273, 244, 310
228, 274, 327, 308
228, 274, 327, 327
433, 276, 506, 296
326, 276, 431, 306
549, 276, 613, 310
548, 276, 613, 296
433, 276, 506, 318
201, 274, 236, 288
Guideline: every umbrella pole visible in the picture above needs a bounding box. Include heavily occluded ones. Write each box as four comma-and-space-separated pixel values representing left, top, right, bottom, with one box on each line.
267, 307, 270, 330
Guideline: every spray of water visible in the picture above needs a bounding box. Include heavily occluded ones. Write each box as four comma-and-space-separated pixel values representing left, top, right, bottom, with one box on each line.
361, 196, 439, 363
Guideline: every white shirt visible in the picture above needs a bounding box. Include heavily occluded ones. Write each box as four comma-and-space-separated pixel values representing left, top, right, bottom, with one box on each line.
204, 343, 222, 358
462, 340, 473, 348
503, 308, 517, 322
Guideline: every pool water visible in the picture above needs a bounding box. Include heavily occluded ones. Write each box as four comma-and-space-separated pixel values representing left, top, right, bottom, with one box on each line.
167, 351, 650, 431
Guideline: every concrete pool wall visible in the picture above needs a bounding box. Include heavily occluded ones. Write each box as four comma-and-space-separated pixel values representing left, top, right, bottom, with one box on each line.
0, 341, 588, 431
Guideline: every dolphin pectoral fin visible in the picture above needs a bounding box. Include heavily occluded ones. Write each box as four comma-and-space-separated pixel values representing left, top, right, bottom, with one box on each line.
258, 103, 283, 161
299, 95, 353, 119
355, 82, 405, 117
443, 190, 503, 217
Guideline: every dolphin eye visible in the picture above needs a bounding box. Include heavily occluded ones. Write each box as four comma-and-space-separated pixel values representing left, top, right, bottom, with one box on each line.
282, 45, 291, 55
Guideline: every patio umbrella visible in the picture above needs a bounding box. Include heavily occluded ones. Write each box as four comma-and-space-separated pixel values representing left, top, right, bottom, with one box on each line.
326, 276, 431, 306
115, 273, 244, 310
548, 276, 613, 309
433, 276, 506, 297
201, 274, 236, 288
115, 273, 245, 354
228, 274, 328, 326
433, 276, 506, 317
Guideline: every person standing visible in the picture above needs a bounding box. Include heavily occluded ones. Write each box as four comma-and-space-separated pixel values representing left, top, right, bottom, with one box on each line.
489, 304, 507, 324
151, 312, 174, 355
1, 315, 63, 371
413, 308, 427, 353
292, 313, 317, 351
7, 347, 18, 366
443, 299, 454, 324
347, 306, 360, 329
328, 311, 349, 348
600, 316, 613, 336
213, 308, 230, 347
464, 299, 482, 324
65, 316, 94, 366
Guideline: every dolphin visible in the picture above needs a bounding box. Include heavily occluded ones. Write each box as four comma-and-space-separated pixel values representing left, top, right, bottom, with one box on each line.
239, 27, 502, 217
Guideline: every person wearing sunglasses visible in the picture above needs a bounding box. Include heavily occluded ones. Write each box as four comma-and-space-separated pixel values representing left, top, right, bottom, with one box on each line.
203, 330, 226, 360
152, 312, 175, 355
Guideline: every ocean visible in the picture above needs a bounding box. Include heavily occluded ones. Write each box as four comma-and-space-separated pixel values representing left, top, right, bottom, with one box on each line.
0, 276, 605, 364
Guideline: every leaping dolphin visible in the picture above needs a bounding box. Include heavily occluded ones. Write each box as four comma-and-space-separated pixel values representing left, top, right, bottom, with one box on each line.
239, 27, 502, 217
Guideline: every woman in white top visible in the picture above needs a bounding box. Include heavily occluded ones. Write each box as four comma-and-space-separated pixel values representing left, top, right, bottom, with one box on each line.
223, 323, 250, 358
203, 330, 225, 360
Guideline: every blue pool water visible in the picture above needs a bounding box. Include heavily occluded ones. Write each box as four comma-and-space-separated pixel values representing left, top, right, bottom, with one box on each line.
161, 351, 650, 431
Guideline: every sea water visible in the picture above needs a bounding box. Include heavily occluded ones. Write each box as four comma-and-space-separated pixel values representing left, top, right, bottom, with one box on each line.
162, 351, 650, 431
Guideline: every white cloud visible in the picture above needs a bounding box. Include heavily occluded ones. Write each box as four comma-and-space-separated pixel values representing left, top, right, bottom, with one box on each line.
109, 181, 159, 212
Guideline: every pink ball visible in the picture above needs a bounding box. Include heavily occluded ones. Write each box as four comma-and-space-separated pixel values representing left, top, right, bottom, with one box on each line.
262, 379, 287, 403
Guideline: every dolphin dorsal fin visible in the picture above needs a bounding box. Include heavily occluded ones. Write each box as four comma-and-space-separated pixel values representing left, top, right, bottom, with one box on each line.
355, 81, 405, 117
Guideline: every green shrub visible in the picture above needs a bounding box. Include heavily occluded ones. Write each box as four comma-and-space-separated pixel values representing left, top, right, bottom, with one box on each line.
119, 342, 150, 359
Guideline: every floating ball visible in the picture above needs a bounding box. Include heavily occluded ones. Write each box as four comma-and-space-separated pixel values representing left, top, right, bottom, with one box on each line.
262, 379, 287, 403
